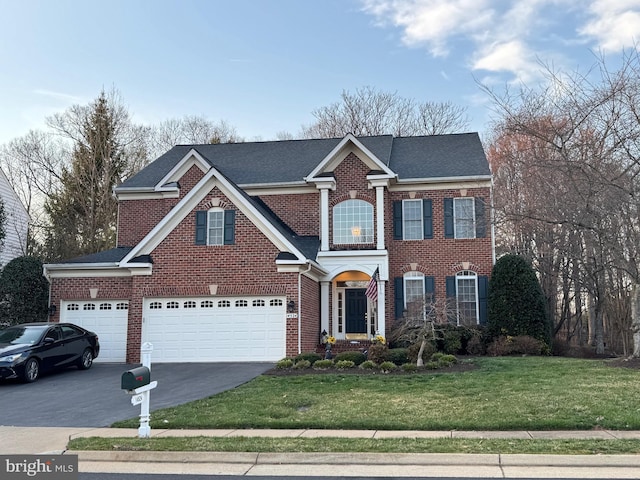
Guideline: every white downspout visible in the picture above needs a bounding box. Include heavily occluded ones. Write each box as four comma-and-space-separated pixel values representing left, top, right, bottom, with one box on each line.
298, 262, 313, 354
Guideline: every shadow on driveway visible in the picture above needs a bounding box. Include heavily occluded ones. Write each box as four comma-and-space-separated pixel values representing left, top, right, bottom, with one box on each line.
0, 362, 273, 427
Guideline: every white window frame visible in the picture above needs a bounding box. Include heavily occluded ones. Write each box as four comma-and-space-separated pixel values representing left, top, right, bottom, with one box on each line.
332, 199, 374, 244
403, 271, 425, 312
207, 208, 225, 245
454, 197, 475, 239
403, 199, 423, 240
456, 270, 479, 325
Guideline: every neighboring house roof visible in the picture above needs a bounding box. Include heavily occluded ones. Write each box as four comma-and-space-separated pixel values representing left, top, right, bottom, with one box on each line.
115, 133, 489, 192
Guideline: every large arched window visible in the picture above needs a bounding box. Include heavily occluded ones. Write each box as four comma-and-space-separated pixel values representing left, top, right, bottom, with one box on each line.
333, 199, 374, 244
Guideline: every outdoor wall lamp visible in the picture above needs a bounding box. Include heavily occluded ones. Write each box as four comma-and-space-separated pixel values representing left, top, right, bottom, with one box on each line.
287, 300, 296, 313
48, 305, 57, 316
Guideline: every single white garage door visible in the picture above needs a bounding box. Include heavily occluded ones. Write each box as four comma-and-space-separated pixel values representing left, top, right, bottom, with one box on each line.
60, 300, 129, 363
142, 296, 286, 362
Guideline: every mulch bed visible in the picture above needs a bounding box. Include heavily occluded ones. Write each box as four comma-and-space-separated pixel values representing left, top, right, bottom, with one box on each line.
263, 360, 477, 376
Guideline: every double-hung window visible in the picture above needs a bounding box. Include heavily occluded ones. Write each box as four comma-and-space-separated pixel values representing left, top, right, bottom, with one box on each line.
393, 199, 433, 240
195, 208, 235, 245
404, 271, 425, 314
455, 270, 478, 325
454, 198, 475, 239
444, 197, 485, 239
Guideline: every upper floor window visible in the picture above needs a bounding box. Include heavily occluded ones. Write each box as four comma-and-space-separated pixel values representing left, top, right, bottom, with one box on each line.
454, 198, 475, 239
195, 209, 235, 246
333, 199, 373, 244
444, 197, 486, 240
393, 199, 433, 241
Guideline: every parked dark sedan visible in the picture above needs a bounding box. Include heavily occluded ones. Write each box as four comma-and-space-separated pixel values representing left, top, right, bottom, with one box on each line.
0, 322, 100, 382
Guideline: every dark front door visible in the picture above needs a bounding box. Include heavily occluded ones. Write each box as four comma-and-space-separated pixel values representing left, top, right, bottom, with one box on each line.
345, 288, 367, 334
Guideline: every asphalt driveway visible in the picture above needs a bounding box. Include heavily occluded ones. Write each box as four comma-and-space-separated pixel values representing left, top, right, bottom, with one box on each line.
0, 362, 273, 427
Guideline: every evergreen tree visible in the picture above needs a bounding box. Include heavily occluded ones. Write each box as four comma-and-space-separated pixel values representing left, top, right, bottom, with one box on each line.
0, 256, 49, 325
487, 254, 552, 345
44, 91, 126, 260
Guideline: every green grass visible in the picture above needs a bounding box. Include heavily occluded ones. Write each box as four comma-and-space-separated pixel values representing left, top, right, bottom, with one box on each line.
68, 436, 640, 455
113, 357, 640, 431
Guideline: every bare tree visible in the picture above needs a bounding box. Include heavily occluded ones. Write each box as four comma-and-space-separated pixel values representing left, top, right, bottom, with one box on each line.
484, 50, 640, 356
302, 86, 469, 138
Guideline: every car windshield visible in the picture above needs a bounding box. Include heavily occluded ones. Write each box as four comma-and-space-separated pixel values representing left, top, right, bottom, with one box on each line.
0, 326, 46, 345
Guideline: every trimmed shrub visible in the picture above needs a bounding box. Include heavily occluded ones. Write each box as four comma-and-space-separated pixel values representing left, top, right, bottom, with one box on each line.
334, 351, 367, 365
312, 359, 333, 370
379, 361, 397, 373
442, 330, 462, 354
424, 361, 440, 370
0, 256, 49, 325
335, 360, 355, 369
402, 363, 418, 372
276, 358, 294, 369
487, 335, 548, 356
388, 348, 409, 366
294, 360, 311, 369
466, 334, 486, 355
295, 352, 322, 364
488, 254, 552, 346
437, 354, 458, 367
359, 360, 378, 370
367, 344, 389, 364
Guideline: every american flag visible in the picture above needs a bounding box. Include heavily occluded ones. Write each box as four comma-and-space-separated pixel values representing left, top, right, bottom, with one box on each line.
365, 267, 379, 301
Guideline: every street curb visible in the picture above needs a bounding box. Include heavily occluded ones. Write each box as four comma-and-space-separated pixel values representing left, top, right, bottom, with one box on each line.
68, 450, 640, 467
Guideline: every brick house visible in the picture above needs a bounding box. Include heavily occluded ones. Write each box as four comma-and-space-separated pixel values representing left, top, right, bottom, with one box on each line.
43, 133, 494, 364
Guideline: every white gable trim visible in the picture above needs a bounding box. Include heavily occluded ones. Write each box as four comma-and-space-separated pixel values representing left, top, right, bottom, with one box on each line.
156, 149, 211, 190
305, 134, 395, 181
120, 150, 310, 267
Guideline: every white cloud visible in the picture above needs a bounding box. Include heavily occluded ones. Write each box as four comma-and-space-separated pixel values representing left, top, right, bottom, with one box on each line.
579, 0, 640, 52
33, 89, 85, 103
360, 0, 494, 56
472, 40, 540, 83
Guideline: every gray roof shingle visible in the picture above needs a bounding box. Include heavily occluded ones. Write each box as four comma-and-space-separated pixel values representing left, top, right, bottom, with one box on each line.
116, 133, 488, 191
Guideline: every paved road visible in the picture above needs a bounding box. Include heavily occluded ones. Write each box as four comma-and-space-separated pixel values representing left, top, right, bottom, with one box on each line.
0, 362, 273, 427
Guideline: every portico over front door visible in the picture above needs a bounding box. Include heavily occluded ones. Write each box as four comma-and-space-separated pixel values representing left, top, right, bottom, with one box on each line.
345, 288, 368, 339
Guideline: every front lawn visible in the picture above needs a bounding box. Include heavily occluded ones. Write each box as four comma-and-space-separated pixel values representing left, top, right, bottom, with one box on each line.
113, 357, 640, 431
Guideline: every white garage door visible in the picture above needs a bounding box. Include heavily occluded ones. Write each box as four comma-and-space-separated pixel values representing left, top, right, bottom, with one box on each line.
142, 296, 286, 362
61, 300, 129, 363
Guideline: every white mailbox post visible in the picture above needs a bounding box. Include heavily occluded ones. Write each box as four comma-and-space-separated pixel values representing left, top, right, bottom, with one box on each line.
121, 342, 158, 438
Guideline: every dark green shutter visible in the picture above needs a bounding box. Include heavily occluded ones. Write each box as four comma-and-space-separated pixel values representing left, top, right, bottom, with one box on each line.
475, 197, 486, 238
195, 211, 207, 245
223, 210, 235, 245
393, 201, 403, 240
478, 275, 488, 325
446, 276, 456, 298
394, 277, 404, 319
423, 199, 433, 239
444, 198, 454, 238
425, 276, 435, 303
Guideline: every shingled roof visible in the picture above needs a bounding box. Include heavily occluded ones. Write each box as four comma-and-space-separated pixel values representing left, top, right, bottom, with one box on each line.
116, 133, 489, 191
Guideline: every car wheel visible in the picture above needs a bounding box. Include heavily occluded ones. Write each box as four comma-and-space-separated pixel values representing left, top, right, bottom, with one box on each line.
78, 348, 94, 370
23, 358, 39, 383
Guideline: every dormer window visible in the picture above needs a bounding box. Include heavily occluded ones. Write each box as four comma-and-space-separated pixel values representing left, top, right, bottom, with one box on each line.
333, 199, 373, 244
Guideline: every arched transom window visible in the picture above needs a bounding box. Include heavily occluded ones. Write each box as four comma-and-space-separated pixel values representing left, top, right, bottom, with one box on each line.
333, 199, 373, 244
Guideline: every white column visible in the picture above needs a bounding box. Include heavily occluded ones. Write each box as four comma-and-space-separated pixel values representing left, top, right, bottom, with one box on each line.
320, 188, 330, 251
376, 186, 385, 250
320, 281, 330, 337
377, 280, 386, 337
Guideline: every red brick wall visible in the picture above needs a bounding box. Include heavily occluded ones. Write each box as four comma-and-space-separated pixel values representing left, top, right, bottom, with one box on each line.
385, 187, 493, 328
117, 165, 205, 247
259, 193, 319, 236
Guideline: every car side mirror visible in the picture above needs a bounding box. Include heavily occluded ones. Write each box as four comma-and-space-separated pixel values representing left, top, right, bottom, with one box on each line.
43, 337, 55, 344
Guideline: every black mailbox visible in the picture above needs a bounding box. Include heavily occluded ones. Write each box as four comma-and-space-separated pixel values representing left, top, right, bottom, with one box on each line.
121, 366, 151, 391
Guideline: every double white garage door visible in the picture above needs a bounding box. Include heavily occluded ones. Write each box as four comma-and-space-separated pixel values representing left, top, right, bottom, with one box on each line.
62, 296, 286, 363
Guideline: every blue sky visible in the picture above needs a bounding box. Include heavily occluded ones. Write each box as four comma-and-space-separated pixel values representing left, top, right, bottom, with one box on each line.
1, 0, 639, 145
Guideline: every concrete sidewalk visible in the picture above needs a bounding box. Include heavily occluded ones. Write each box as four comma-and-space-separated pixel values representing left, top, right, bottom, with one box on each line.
4, 426, 640, 478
